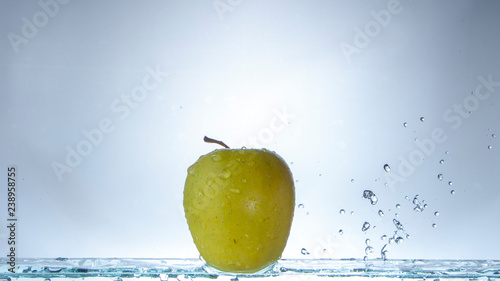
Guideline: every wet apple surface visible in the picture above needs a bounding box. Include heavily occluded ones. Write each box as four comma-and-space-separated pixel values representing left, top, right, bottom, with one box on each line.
183, 146, 295, 273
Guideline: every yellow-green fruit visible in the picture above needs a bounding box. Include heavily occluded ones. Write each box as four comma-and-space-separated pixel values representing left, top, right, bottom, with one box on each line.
183, 148, 295, 273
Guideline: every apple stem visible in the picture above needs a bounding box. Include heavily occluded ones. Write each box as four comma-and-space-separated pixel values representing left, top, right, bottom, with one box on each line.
204, 136, 230, 148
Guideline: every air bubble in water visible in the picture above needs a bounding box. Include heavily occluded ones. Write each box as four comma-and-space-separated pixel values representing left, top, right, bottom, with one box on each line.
438, 174, 443, 181
363, 190, 378, 205
384, 164, 391, 172
420, 117, 425, 122
362, 222, 371, 232
378, 210, 384, 217
439, 159, 444, 164
339, 209, 345, 214
298, 204, 304, 209
301, 248, 310, 255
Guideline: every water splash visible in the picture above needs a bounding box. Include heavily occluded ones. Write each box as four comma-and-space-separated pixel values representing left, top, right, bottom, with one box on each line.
362, 190, 378, 205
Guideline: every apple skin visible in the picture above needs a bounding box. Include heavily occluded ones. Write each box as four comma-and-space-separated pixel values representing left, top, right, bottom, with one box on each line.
183, 148, 295, 273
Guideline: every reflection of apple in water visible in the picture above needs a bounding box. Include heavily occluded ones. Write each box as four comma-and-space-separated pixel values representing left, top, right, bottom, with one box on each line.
183, 137, 295, 273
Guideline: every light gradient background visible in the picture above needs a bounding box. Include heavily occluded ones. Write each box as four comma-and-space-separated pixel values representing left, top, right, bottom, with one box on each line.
1, 0, 499, 260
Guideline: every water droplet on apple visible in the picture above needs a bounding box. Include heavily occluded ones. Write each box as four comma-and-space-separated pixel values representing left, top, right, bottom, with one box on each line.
206, 178, 215, 186
241, 179, 247, 183
218, 169, 231, 179
383, 164, 391, 172
438, 174, 443, 181
229, 188, 240, 193
211, 154, 222, 162
187, 165, 195, 175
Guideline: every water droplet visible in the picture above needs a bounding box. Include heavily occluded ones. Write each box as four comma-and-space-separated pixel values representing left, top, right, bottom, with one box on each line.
396, 204, 401, 209
384, 164, 391, 172
445, 150, 449, 154
492, 134, 496, 138
393, 219, 404, 230
395, 213, 398, 217
365, 239, 371, 245
229, 188, 240, 193
339, 209, 345, 214
381, 235, 387, 240
378, 210, 384, 217
351, 211, 355, 215
405, 196, 409, 200
298, 204, 304, 209
339, 229, 344, 235
306, 212, 310, 215
437, 174, 443, 181
403, 122, 408, 127
448, 181, 453, 186
365, 246, 374, 255
218, 169, 231, 179
300, 248, 310, 255
290, 161, 294, 165
351, 179, 355, 183
362, 222, 371, 232
206, 178, 216, 186
362, 190, 378, 205
450, 190, 455, 195
488, 145, 492, 149
241, 179, 246, 183
381, 244, 388, 260
211, 154, 222, 162
406, 234, 411, 239
395, 237, 404, 244
439, 159, 444, 164
420, 117, 425, 122
434, 211, 439, 216
432, 223, 437, 228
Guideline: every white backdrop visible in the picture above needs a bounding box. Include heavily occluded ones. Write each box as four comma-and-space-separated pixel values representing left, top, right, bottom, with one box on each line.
1, 0, 499, 260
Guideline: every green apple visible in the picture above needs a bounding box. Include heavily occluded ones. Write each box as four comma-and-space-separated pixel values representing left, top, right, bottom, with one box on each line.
183, 137, 295, 273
